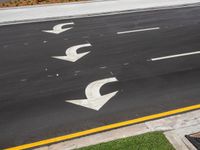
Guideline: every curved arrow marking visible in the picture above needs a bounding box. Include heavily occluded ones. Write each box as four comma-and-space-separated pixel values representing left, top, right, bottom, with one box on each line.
43, 22, 74, 34
66, 77, 118, 111
52, 43, 92, 62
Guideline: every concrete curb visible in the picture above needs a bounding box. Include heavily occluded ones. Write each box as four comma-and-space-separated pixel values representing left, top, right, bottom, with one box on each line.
165, 125, 200, 150
0, 0, 100, 10
34, 109, 200, 150
1, 0, 200, 26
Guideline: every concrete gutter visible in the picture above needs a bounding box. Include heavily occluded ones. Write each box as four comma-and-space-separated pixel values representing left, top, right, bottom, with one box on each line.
1, 0, 200, 25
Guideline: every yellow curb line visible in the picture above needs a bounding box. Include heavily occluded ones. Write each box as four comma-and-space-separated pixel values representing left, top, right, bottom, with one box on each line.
5, 104, 200, 150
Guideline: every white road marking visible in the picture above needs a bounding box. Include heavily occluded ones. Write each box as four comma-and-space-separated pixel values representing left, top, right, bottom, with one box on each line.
20, 79, 27, 82
52, 43, 92, 62
117, 27, 160, 35
75, 70, 80, 74
123, 62, 129, 66
74, 70, 80, 76
99, 66, 107, 69
43, 22, 74, 34
66, 77, 118, 111
150, 51, 200, 61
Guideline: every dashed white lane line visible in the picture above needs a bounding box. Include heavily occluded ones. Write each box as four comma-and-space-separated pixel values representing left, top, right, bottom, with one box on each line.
117, 27, 160, 35
150, 51, 200, 61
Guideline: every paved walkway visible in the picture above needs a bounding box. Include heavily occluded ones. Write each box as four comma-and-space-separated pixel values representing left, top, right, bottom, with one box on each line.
34, 109, 200, 150
0, 0, 200, 25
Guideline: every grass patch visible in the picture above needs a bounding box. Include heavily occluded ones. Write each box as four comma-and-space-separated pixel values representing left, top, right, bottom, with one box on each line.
0, 0, 85, 8
79, 131, 175, 150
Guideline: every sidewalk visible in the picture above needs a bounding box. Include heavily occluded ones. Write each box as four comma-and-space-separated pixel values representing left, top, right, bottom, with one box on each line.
35, 109, 200, 150
1, 0, 200, 25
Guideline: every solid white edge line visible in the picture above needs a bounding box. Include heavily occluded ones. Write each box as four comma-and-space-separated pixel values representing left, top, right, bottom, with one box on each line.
117, 27, 160, 35
151, 51, 200, 61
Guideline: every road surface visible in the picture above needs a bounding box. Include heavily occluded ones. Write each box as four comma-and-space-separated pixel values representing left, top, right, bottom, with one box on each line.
1, 5, 200, 149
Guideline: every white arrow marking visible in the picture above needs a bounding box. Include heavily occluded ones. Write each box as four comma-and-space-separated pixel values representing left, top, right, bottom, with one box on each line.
150, 51, 200, 61
43, 22, 74, 34
66, 77, 118, 111
52, 43, 92, 62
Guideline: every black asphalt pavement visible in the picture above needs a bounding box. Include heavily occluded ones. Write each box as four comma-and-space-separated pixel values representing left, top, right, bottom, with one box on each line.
1, 6, 200, 149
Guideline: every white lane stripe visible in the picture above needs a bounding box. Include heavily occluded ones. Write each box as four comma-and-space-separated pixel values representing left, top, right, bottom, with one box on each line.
117, 27, 160, 34
150, 51, 200, 61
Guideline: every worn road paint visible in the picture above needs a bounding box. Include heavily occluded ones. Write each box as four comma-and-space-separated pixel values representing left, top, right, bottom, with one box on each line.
66, 77, 118, 111
52, 43, 91, 62
43, 22, 74, 34
150, 50, 200, 61
117, 27, 160, 34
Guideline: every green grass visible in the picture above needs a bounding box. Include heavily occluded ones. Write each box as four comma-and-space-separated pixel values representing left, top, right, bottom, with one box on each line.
79, 131, 175, 150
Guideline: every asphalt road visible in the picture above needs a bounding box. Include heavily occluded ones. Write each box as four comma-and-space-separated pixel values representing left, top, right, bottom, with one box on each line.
1, 5, 200, 149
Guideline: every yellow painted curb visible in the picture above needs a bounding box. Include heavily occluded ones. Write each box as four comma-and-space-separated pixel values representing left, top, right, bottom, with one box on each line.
5, 104, 200, 150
